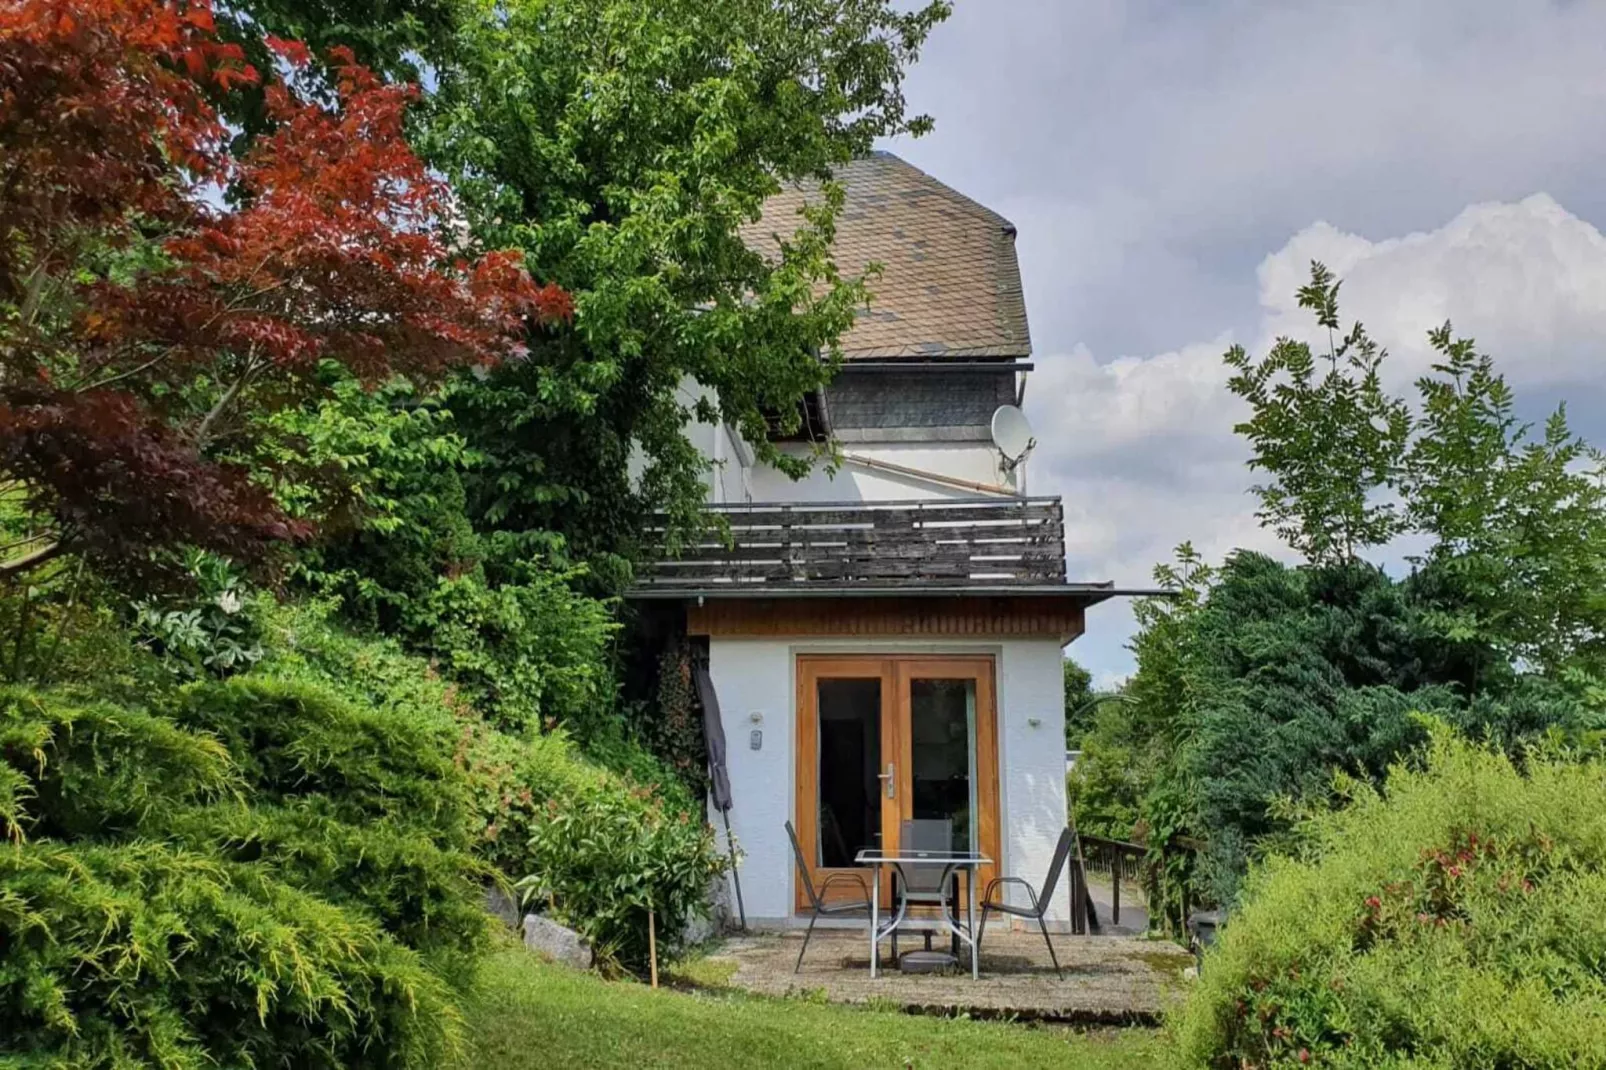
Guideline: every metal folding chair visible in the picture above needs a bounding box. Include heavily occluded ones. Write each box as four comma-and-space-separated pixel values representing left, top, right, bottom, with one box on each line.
889, 818, 961, 960
785, 820, 872, 973
975, 825, 1074, 979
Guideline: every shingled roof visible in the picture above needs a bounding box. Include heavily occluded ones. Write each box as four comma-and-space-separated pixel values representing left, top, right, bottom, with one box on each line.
742, 152, 1032, 360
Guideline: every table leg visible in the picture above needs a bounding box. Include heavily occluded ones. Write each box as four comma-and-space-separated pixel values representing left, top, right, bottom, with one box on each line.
967, 868, 978, 979
870, 862, 880, 980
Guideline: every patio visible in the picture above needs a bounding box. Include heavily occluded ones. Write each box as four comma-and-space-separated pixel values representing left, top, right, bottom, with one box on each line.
699, 927, 1193, 1024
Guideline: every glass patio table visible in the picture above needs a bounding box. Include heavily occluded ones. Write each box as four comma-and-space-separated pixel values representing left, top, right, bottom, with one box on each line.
854, 848, 993, 980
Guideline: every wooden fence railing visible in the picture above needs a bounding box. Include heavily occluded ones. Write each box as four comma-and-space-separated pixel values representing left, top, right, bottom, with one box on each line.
1078, 834, 1148, 928
635, 497, 1067, 591
1071, 832, 1203, 937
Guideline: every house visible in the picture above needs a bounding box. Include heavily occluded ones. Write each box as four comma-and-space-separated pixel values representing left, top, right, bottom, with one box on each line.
631, 152, 1129, 930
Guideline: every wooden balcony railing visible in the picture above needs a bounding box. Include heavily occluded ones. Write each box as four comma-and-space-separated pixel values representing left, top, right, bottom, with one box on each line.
635, 496, 1067, 592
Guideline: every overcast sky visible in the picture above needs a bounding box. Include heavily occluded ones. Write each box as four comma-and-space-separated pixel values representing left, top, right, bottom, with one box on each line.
882, 0, 1606, 685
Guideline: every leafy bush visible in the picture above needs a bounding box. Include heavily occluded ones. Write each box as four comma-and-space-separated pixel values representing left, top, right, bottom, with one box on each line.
458, 720, 724, 967
254, 599, 724, 970
132, 550, 264, 678
272, 371, 620, 740
409, 558, 619, 737
1173, 729, 1606, 1068
1066, 702, 1143, 840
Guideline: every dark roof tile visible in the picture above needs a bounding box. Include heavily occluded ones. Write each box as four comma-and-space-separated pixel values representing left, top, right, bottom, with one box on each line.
741, 152, 1032, 360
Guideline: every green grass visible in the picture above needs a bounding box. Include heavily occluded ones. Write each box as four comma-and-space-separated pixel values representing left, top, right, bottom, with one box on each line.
460, 948, 1162, 1070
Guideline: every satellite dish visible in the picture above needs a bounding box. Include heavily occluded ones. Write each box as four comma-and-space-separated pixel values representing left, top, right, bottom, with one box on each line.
990, 405, 1036, 468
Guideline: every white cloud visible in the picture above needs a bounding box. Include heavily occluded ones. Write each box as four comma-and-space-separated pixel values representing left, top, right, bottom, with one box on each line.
1257, 195, 1606, 386
891, 0, 1606, 359
881, 2, 1606, 682
1027, 194, 1606, 678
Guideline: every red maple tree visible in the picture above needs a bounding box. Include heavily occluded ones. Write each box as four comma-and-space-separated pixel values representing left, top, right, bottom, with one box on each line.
0, 0, 570, 585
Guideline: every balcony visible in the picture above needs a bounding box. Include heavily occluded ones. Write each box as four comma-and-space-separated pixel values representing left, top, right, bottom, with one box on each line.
633, 496, 1069, 594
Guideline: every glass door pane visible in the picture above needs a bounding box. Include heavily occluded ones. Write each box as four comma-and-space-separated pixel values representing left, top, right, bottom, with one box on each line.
908, 678, 977, 855
816, 678, 883, 868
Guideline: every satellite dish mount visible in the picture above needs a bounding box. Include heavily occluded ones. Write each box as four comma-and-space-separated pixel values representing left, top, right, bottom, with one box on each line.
990, 405, 1036, 474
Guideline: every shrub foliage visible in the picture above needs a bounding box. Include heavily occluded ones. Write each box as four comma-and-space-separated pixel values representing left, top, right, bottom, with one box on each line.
1173, 731, 1606, 1068
0, 680, 483, 1067
256, 600, 725, 969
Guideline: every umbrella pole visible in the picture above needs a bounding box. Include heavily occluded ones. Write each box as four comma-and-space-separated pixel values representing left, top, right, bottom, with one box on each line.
721, 809, 746, 931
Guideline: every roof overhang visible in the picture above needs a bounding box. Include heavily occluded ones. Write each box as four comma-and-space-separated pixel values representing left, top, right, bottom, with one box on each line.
835, 360, 1034, 372
626, 583, 1173, 606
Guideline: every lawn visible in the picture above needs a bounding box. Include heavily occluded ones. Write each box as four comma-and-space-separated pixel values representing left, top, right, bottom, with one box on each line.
460, 948, 1162, 1070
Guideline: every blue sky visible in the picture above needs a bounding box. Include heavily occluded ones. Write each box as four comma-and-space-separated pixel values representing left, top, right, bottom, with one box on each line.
882, 0, 1606, 684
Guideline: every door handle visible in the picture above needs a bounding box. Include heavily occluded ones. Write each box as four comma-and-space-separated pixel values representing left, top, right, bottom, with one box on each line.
878, 762, 895, 799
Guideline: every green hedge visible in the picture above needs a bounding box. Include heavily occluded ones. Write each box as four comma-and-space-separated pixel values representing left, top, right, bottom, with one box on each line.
1172, 729, 1606, 1068
0, 840, 462, 1069
0, 681, 486, 1067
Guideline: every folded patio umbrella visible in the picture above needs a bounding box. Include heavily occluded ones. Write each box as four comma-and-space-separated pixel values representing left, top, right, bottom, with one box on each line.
693, 657, 746, 930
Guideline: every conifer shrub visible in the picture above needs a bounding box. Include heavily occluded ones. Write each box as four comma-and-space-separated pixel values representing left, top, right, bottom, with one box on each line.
169, 676, 471, 832
0, 684, 478, 1067
1172, 730, 1606, 1068
0, 840, 462, 1069
0, 688, 232, 842
167, 678, 492, 982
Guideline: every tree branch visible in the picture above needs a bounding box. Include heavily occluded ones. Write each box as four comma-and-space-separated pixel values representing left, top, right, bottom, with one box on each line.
19, 260, 52, 328
192, 351, 264, 448
0, 539, 63, 578
71, 277, 285, 393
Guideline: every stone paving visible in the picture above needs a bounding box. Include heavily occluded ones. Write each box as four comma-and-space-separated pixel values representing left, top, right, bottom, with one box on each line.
704, 927, 1193, 1024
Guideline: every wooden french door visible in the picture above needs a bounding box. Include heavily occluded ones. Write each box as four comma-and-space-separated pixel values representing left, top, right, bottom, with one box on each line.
794, 655, 999, 911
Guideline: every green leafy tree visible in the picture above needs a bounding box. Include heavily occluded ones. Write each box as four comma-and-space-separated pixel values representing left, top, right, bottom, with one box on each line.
415, 0, 952, 562
1062, 655, 1096, 744
1105, 263, 1606, 929
1069, 548, 1210, 837
1225, 262, 1412, 565
263, 372, 619, 739
1403, 325, 1606, 686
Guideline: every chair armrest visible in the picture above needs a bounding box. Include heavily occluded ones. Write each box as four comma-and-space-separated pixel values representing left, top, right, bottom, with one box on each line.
982, 876, 1041, 911
817, 872, 871, 899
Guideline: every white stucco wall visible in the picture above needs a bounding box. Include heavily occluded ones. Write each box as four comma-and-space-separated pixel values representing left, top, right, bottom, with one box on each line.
650, 374, 1030, 504
996, 639, 1071, 924
744, 442, 1019, 503
709, 422, 751, 503
708, 637, 1071, 929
